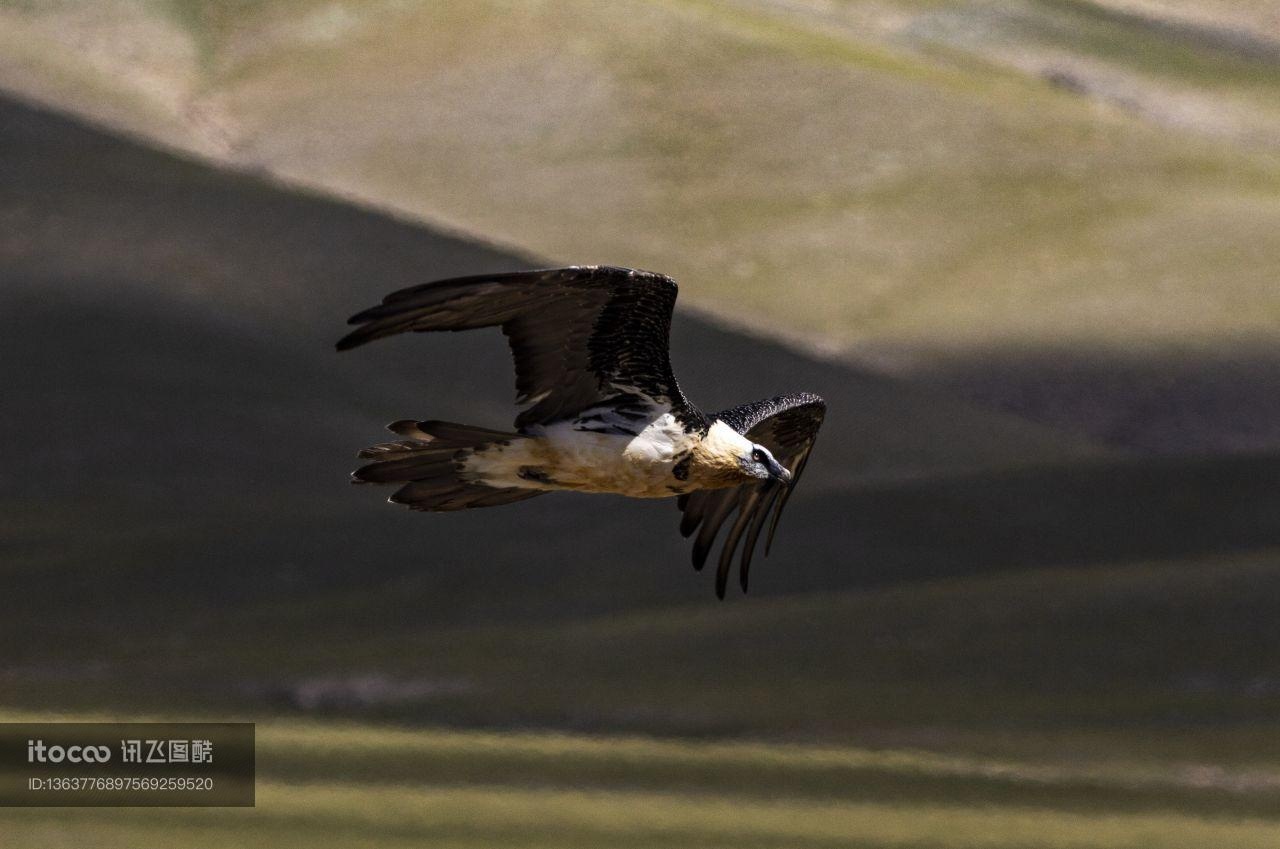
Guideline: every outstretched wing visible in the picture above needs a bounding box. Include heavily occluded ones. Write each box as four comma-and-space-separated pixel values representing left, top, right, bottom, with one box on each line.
337, 266, 704, 430
677, 393, 826, 598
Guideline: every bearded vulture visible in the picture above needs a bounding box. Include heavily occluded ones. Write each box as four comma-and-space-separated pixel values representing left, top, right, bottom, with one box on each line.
337, 266, 825, 598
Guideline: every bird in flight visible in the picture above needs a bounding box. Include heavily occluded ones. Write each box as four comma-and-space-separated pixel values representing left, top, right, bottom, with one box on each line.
337, 266, 825, 598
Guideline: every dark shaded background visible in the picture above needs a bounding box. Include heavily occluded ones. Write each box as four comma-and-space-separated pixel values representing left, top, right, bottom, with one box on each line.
3, 91, 1280, 846
4, 91, 1279, 720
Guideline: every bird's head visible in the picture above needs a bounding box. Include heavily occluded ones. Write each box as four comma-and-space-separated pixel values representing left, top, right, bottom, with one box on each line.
692, 421, 792, 488
740, 443, 793, 484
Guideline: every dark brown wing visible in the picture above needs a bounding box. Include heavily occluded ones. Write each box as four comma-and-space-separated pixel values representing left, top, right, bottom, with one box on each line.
337, 266, 705, 430
677, 393, 825, 598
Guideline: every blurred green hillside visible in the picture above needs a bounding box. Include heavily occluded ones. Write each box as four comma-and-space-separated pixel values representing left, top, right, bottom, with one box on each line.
3, 91, 1280, 847
3, 2, 1280, 846
4, 710, 1280, 848
2, 0, 1279, 450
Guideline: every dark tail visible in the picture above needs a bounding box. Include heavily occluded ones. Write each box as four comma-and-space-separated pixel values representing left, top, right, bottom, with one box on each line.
352, 420, 544, 511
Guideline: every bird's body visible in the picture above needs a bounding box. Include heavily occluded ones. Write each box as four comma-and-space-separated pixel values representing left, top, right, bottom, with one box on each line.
338, 266, 825, 597
463, 415, 756, 498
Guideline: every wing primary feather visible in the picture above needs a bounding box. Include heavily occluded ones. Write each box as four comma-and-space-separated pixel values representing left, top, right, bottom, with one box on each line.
716, 488, 765, 598
679, 492, 707, 538
764, 448, 813, 555
692, 494, 737, 572
740, 482, 781, 592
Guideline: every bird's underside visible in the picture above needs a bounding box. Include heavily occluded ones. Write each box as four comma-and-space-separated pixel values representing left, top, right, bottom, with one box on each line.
337, 265, 825, 597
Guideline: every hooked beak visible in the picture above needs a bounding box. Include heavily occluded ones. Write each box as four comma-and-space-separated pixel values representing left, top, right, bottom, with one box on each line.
769, 459, 793, 485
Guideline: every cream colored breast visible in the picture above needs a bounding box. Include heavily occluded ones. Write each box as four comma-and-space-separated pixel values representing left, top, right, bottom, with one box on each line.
465, 422, 693, 498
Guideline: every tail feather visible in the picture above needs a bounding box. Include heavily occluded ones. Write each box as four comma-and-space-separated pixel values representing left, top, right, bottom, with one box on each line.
356, 440, 433, 461
417, 420, 520, 443
390, 482, 541, 511
353, 454, 458, 484
352, 419, 545, 512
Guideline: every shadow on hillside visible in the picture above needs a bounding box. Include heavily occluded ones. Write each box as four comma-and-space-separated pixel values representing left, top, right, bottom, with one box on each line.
3, 91, 1279, 638
896, 348, 1280, 454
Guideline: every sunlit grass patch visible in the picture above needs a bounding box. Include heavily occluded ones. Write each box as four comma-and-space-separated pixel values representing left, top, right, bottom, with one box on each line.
2, 715, 1280, 848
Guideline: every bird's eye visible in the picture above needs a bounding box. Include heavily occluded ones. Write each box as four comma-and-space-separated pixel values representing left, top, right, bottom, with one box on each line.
752, 448, 766, 462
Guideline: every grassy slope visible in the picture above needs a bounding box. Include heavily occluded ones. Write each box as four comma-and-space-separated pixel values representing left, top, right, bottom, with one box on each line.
1, 0, 1278, 358
8, 541, 1280, 846
3, 712, 1280, 848
1096, 0, 1280, 39
3, 15, 1280, 844
6, 536, 1280, 845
